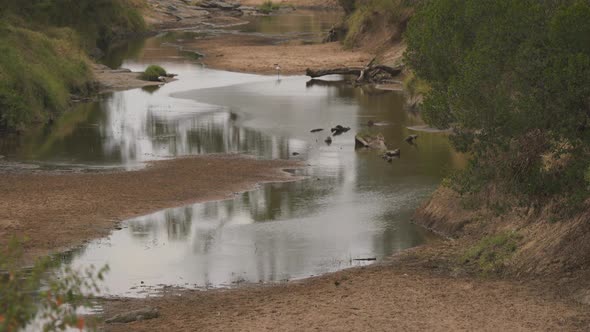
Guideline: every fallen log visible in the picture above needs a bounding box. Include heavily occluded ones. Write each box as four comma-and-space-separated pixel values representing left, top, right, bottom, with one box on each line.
305, 63, 403, 84
305, 67, 363, 78
105, 307, 160, 324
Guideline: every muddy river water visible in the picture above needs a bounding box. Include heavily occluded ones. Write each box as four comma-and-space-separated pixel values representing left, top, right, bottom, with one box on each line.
2, 12, 463, 296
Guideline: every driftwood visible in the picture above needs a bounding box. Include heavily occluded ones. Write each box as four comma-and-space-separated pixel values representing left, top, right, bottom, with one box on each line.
306, 57, 403, 84
105, 307, 160, 324
355, 132, 387, 150
305, 67, 364, 78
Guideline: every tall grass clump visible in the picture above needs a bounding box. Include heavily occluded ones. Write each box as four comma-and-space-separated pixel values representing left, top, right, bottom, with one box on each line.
0, 0, 147, 131
258, 1, 281, 14
0, 25, 93, 130
4, 0, 147, 50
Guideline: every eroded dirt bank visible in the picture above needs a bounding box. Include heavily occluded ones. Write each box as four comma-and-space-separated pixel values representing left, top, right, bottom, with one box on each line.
101, 246, 590, 331
413, 187, 590, 303
0, 155, 300, 261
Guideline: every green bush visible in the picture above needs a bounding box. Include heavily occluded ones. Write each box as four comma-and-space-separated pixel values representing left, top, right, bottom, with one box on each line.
461, 232, 522, 275
404, 0, 590, 208
0, 238, 108, 331
0, 25, 93, 130
4, 0, 146, 50
140, 65, 167, 82
0, 0, 146, 131
338, 0, 356, 16
258, 1, 281, 14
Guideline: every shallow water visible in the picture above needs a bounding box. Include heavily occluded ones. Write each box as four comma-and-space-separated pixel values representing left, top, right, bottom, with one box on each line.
3, 12, 463, 296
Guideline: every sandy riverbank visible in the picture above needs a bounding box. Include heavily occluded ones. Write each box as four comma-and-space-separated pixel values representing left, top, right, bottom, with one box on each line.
92, 64, 175, 93
101, 245, 590, 331
0, 155, 300, 261
192, 35, 372, 75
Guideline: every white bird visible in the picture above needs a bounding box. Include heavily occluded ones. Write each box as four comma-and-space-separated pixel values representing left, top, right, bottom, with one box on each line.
274, 63, 281, 79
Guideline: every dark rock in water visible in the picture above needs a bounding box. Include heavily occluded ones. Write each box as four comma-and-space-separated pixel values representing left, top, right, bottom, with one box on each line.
367, 120, 374, 127
292, 152, 300, 156
405, 134, 418, 144
106, 307, 160, 324
331, 125, 349, 132
310, 128, 324, 133
325, 136, 333, 145
331, 125, 351, 135
355, 133, 387, 150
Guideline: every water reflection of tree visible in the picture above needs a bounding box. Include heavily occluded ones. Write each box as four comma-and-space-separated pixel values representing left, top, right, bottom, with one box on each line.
241, 11, 340, 40
102, 37, 147, 69
165, 207, 193, 241
0, 100, 115, 163
141, 110, 295, 159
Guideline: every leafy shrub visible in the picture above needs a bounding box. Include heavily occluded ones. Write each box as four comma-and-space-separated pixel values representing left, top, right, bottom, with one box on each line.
404, 0, 590, 209
258, 1, 280, 14
0, 0, 147, 131
338, 0, 356, 16
0, 238, 108, 331
4, 0, 146, 50
0, 25, 93, 130
461, 232, 522, 275
140, 65, 167, 82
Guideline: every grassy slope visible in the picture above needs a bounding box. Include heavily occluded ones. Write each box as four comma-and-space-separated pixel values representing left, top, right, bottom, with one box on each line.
0, 25, 92, 129
342, 0, 418, 49
0, 0, 146, 131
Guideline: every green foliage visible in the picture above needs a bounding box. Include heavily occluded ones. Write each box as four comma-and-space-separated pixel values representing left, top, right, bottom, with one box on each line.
258, 1, 281, 14
461, 231, 521, 275
0, 25, 93, 130
140, 65, 167, 82
338, 0, 356, 16
0, 238, 108, 331
0, 0, 146, 131
3, 0, 146, 50
404, 0, 590, 207
403, 71, 429, 99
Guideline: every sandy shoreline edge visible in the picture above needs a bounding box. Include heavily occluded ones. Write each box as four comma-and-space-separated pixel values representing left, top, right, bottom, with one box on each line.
0, 155, 303, 261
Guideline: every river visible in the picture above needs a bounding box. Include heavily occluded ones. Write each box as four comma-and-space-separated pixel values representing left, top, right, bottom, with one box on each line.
1, 11, 463, 297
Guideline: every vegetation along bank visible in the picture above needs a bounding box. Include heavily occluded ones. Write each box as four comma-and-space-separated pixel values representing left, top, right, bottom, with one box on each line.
0, 0, 146, 132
